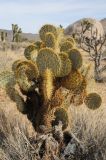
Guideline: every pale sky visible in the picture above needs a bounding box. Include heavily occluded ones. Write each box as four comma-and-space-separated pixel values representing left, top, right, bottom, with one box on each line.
0, 0, 106, 33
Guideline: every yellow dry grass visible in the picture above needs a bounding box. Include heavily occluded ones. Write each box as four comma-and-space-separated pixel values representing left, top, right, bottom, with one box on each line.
0, 45, 106, 159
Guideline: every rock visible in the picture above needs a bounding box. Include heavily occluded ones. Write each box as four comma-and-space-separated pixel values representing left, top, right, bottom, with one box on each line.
101, 18, 106, 33
65, 18, 104, 39
63, 143, 76, 155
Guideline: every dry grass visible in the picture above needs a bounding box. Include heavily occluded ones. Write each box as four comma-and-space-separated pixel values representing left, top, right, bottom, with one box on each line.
69, 104, 106, 159
0, 109, 37, 160
0, 90, 37, 160
0, 46, 106, 159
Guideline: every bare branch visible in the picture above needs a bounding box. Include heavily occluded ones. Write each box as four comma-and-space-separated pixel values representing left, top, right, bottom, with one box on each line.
98, 34, 106, 52
99, 65, 106, 73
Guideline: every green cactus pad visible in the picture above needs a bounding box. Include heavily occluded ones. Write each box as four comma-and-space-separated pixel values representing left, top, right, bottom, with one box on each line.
52, 108, 68, 130
15, 60, 39, 92
58, 53, 72, 77
16, 65, 37, 92
16, 60, 39, 80
45, 32, 56, 48
12, 60, 22, 72
84, 93, 102, 109
60, 41, 73, 52
36, 48, 61, 77
35, 41, 45, 50
39, 24, 57, 41
68, 48, 83, 70
66, 37, 76, 46
24, 45, 37, 60
17, 77, 36, 92
61, 70, 83, 91
29, 50, 38, 63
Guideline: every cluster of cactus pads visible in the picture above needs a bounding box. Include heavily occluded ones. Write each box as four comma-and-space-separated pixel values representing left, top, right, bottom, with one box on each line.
12, 24, 102, 132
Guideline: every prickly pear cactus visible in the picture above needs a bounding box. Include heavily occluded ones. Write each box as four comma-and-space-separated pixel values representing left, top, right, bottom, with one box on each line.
67, 48, 83, 70
24, 45, 37, 60
45, 32, 56, 48
39, 24, 57, 41
60, 41, 73, 52
84, 93, 102, 109
58, 53, 72, 77
11, 23, 102, 133
66, 36, 76, 46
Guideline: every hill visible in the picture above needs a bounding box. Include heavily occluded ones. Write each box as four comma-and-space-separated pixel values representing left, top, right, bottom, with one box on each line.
101, 18, 106, 33
0, 29, 39, 41
65, 18, 104, 37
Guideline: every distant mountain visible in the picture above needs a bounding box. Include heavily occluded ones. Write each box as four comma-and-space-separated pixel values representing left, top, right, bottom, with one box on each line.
101, 18, 106, 33
0, 29, 39, 42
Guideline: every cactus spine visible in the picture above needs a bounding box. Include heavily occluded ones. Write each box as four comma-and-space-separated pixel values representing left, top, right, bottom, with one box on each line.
41, 68, 54, 102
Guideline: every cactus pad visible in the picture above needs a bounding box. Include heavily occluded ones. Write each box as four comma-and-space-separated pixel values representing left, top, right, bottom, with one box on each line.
66, 37, 76, 46
35, 41, 45, 50
52, 108, 68, 130
16, 60, 39, 79
84, 93, 102, 109
60, 41, 73, 52
41, 68, 54, 102
39, 24, 57, 41
24, 45, 36, 60
61, 70, 83, 91
68, 48, 83, 70
15, 61, 39, 92
16, 65, 37, 92
45, 32, 56, 48
29, 50, 38, 63
12, 60, 22, 72
36, 48, 61, 77
58, 53, 72, 77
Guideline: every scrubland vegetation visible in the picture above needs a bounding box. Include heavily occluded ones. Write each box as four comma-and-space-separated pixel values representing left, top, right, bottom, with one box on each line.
0, 20, 106, 160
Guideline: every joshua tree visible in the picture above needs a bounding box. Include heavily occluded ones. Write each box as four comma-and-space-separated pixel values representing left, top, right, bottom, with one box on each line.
75, 19, 106, 82
12, 24, 22, 42
0, 31, 7, 42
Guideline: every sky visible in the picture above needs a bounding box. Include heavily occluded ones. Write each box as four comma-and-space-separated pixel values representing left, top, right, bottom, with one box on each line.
0, 0, 106, 33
